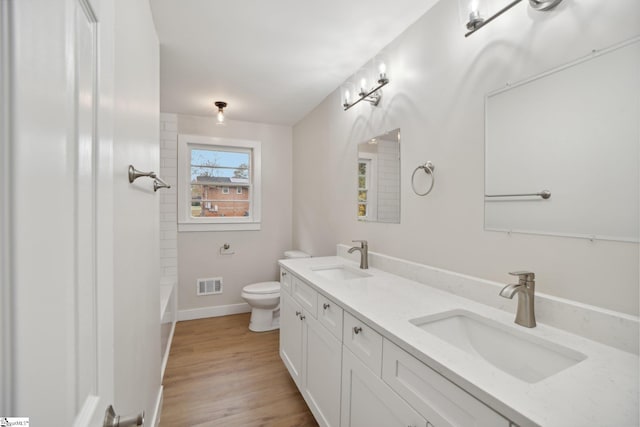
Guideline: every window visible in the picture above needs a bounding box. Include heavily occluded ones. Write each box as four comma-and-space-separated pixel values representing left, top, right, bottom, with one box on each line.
357, 154, 377, 221
178, 134, 261, 231
358, 160, 369, 218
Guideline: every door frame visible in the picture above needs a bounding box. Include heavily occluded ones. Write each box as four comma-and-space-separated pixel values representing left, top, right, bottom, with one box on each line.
0, 0, 14, 416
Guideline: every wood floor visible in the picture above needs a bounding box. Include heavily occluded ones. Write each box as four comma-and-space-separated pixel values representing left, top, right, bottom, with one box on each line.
160, 313, 319, 427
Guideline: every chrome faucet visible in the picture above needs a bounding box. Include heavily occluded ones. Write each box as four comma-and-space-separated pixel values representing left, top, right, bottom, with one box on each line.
499, 271, 536, 328
348, 240, 369, 269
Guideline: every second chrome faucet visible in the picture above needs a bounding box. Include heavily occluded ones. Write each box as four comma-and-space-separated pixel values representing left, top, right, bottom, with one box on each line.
500, 271, 536, 328
348, 240, 368, 269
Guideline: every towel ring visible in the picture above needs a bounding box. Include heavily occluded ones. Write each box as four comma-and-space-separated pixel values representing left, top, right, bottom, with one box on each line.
411, 161, 435, 196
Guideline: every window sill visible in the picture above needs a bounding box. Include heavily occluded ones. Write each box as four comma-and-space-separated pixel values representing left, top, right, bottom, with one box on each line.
178, 222, 261, 232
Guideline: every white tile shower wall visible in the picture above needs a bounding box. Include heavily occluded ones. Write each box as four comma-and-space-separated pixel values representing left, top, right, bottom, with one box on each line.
337, 244, 639, 354
376, 140, 400, 223
159, 113, 178, 282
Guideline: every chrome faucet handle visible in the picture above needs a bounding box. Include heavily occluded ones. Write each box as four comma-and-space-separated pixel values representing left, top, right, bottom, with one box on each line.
352, 239, 368, 248
509, 271, 535, 281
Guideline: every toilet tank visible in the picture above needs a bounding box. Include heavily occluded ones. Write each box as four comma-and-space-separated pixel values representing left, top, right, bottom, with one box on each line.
284, 250, 310, 259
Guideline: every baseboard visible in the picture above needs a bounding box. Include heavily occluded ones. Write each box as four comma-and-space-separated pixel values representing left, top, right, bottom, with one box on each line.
149, 385, 163, 427
178, 302, 251, 321
161, 320, 175, 381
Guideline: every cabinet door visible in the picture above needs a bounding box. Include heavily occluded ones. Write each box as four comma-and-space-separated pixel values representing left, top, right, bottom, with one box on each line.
280, 267, 292, 294
280, 291, 304, 387
382, 340, 510, 427
341, 347, 428, 427
303, 313, 342, 427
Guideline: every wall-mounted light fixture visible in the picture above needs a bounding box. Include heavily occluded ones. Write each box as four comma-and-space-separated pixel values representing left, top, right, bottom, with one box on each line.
459, 0, 563, 38
214, 101, 227, 125
341, 55, 390, 111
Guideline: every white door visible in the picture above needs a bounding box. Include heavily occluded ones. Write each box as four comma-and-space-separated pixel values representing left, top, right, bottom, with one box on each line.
3, 0, 114, 425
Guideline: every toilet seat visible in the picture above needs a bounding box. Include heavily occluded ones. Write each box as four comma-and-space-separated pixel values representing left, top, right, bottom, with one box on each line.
243, 281, 280, 295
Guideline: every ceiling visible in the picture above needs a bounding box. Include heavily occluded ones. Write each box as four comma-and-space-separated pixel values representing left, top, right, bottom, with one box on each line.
150, 0, 440, 126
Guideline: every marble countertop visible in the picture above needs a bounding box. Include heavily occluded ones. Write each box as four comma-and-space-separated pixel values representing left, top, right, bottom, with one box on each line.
279, 256, 639, 427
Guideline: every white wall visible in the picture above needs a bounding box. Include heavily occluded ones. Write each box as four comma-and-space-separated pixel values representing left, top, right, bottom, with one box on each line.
293, 0, 640, 315
113, 0, 161, 420
160, 114, 293, 313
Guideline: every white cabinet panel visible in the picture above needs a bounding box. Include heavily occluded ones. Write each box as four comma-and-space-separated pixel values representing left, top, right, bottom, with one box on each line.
318, 294, 343, 340
280, 291, 304, 387
342, 347, 428, 427
343, 312, 383, 376
382, 339, 510, 427
280, 267, 292, 294
303, 313, 342, 427
292, 276, 318, 318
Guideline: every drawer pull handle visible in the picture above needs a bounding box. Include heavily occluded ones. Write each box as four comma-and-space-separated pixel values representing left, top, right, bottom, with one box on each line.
295, 311, 301, 317
300, 315, 306, 321
281, 271, 287, 277
353, 326, 363, 334
323, 303, 330, 310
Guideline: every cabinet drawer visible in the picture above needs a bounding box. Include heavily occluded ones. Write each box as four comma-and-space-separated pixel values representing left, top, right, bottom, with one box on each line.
382, 339, 510, 427
343, 312, 383, 376
292, 276, 318, 318
318, 294, 343, 340
280, 268, 292, 294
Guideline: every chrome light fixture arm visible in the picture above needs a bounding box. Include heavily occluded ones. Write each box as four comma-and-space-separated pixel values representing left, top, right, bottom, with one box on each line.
343, 78, 389, 111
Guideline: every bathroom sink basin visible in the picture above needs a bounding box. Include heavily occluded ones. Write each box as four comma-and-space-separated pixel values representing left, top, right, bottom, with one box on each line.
311, 265, 371, 281
410, 310, 587, 383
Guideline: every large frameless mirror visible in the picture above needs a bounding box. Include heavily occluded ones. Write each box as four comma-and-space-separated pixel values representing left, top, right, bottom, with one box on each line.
357, 128, 401, 223
485, 39, 639, 242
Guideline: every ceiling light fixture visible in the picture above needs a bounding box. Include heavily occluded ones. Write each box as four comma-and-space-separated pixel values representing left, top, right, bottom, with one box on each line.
214, 101, 227, 125
341, 55, 389, 111
460, 0, 564, 37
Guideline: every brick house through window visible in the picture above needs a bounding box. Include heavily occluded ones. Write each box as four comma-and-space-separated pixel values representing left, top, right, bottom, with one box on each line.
191, 176, 250, 217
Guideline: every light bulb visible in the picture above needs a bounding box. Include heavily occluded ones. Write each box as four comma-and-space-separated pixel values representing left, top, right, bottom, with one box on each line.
374, 54, 389, 84
217, 110, 225, 123
459, 0, 486, 30
340, 82, 355, 108
378, 62, 386, 77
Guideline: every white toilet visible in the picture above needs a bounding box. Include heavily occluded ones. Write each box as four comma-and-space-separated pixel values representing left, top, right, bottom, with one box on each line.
241, 250, 310, 332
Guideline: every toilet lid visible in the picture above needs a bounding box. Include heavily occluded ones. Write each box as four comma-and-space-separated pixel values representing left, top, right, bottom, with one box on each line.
244, 281, 280, 294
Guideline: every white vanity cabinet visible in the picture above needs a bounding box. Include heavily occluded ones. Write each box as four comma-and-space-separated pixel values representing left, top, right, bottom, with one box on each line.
341, 346, 428, 427
280, 291, 304, 387
280, 267, 292, 294
279, 266, 513, 427
382, 340, 510, 427
279, 270, 342, 427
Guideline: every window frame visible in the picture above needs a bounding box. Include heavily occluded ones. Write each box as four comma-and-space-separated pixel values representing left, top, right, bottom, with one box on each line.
178, 134, 261, 232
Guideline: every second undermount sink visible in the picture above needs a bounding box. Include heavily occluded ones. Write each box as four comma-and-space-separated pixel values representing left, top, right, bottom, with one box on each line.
410, 310, 587, 383
311, 265, 371, 281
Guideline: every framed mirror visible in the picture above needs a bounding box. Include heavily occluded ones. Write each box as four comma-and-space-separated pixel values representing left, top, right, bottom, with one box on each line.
357, 128, 401, 223
485, 39, 639, 242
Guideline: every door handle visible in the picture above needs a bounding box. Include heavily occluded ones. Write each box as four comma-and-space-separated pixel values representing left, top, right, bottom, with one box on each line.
104, 405, 144, 427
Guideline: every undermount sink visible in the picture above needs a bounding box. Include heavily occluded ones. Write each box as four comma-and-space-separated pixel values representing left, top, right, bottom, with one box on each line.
410, 310, 587, 383
311, 265, 371, 281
